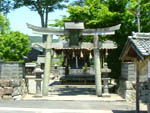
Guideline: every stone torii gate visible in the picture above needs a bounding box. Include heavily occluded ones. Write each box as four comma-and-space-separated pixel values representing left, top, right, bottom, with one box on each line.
27, 22, 121, 96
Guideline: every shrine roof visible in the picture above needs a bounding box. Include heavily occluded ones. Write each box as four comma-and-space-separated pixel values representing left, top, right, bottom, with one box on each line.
120, 32, 150, 60
31, 38, 117, 50
52, 40, 117, 50
64, 21, 84, 30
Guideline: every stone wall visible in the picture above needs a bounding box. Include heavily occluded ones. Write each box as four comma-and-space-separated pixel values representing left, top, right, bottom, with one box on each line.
0, 62, 24, 79
118, 62, 136, 102
118, 61, 150, 103
0, 62, 27, 100
0, 79, 27, 100
121, 62, 136, 81
140, 82, 150, 103
118, 80, 136, 102
118, 80, 150, 103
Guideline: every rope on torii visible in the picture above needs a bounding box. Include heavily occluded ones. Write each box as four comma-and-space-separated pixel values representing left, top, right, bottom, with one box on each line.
27, 23, 121, 97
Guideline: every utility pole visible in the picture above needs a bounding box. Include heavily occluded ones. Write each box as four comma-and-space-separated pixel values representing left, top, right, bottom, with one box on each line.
136, 0, 140, 113
137, 0, 141, 32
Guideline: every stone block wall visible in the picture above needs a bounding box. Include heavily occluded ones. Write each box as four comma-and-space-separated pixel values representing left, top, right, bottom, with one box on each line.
0, 62, 24, 79
118, 79, 150, 103
118, 62, 136, 102
121, 62, 136, 81
118, 62, 150, 103
0, 79, 27, 100
140, 82, 150, 103
118, 80, 136, 102
0, 61, 27, 100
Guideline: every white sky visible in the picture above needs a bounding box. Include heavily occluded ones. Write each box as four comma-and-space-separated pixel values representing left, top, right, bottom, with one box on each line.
7, 6, 69, 36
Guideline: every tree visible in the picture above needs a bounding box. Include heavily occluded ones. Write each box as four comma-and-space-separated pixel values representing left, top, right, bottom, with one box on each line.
13, 0, 68, 42
52, 0, 150, 79
0, 0, 12, 15
139, 0, 150, 32
0, 13, 9, 34
0, 31, 31, 61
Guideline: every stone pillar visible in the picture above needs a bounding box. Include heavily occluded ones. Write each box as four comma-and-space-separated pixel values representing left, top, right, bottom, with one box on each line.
147, 82, 150, 113
101, 63, 111, 97
102, 78, 111, 97
94, 35, 102, 96
36, 79, 42, 95
33, 65, 43, 96
136, 61, 140, 113
42, 35, 52, 96
147, 60, 150, 113
75, 56, 78, 68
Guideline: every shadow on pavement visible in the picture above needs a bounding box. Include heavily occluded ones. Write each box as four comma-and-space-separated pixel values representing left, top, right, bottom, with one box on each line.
112, 110, 147, 113
50, 87, 96, 96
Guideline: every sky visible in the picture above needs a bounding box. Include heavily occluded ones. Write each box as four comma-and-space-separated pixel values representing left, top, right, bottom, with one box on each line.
7, 6, 69, 36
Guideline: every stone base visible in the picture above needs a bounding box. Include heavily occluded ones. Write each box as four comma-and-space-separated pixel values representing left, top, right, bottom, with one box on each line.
3, 95, 12, 100
26, 76, 43, 94
34, 94, 42, 98
147, 103, 150, 113
118, 80, 136, 102
13, 95, 22, 100
102, 93, 111, 97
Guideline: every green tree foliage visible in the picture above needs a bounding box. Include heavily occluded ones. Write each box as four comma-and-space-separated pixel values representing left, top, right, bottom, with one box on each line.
0, 13, 9, 34
0, 31, 31, 61
0, 0, 12, 15
53, 0, 150, 79
140, 0, 150, 32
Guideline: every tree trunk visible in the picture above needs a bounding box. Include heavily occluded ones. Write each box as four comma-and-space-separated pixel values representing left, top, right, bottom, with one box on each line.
40, 12, 48, 43
45, 8, 48, 28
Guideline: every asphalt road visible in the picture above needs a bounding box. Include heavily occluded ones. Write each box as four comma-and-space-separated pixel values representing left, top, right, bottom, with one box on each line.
0, 100, 147, 113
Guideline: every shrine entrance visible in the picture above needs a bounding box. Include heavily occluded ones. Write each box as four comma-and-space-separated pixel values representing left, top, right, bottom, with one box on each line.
27, 21, 121, 96
52, 42, 116, 86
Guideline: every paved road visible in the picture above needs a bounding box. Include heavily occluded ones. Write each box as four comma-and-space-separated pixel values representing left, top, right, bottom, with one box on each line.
0, 100, 147, 113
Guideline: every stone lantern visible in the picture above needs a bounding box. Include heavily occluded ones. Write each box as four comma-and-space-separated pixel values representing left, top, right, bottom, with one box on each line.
101, 63, 111, 97
33, 65, 44, 96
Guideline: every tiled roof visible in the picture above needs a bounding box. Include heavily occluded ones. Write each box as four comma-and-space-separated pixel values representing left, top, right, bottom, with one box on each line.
53, 40, 117, 50
120, 32, 150, 60
129, 32, 150, 57
32, 40, 117, 50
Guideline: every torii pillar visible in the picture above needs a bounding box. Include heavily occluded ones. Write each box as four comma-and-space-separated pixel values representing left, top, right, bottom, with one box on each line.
42, 35, 52, 96
94, 34, 102, 96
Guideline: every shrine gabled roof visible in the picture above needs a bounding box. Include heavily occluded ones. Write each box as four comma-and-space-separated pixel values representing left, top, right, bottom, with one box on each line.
120, 32, 150, 60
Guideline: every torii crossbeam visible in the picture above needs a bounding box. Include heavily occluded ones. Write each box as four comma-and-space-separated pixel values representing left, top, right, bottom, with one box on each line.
27, 23, 120, 35
27, 22, 121, 96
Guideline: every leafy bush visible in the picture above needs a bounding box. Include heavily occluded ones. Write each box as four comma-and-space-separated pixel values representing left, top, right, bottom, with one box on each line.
0, 31, 31, 61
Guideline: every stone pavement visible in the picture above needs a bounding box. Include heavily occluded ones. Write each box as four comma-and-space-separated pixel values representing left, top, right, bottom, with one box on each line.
23, 93, 125, 101
22, 84, 147, 112
20, 77, 148, 111
23, 94, 147, 111
23, 84, 124, 101
0, 107, 142, 113
0, 100, 147, 113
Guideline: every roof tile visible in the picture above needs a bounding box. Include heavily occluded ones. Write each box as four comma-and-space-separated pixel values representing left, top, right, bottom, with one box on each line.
130, 33, 150, 56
